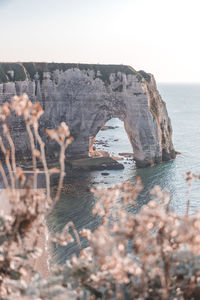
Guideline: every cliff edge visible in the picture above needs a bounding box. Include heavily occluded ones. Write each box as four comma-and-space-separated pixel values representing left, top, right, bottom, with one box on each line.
0, 62, 175, 167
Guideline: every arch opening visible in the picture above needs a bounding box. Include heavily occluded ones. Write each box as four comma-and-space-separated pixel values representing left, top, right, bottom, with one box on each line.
89, 118, 135, 163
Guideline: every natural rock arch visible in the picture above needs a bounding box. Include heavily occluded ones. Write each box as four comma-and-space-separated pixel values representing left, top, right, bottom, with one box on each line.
88, 117, 133, 160
0, 63, 175, 167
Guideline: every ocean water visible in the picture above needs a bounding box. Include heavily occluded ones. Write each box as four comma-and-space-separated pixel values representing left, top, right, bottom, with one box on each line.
90, 83, 200, 214
48, 83, 200, 263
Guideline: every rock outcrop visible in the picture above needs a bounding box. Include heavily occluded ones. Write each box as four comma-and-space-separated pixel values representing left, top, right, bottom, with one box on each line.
0, 63, 175, 167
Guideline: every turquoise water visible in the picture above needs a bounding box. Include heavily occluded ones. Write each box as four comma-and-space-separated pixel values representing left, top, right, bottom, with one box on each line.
48, 83, 200, 262
84, 84, 200, 215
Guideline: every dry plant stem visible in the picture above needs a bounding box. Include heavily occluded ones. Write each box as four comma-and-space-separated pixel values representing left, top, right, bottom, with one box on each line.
33, 123, 50, 199
0, 137, 14, 190
166, 194, 173, 212
161, 250, 169, 300
157, 268, 168, 300
67, 221, 82, 255
186, 187, 191, 216
55, 143, 67, 202
3, 123, 16, 176
0, 161, 9, 190
157, 229, 170, 300
186, 198, 190, 216
5, 153, 15, 189
26, 122, 37, 190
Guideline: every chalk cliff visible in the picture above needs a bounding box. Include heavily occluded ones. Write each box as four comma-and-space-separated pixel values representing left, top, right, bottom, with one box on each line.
0, 63, 175, 167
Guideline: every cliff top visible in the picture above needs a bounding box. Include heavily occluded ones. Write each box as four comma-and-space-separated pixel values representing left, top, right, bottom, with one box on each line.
0, 62, 151, 84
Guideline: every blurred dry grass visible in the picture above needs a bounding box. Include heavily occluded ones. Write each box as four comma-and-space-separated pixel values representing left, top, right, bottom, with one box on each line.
0, 95, 200, 299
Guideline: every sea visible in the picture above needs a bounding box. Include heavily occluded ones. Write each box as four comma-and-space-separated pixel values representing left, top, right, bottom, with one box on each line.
47, 83, 200, 263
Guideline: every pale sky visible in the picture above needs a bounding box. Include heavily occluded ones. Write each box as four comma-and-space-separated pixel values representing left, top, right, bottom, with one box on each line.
0, 0, 200, 82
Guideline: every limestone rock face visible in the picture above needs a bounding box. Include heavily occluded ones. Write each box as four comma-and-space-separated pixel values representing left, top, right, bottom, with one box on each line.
0, 63, 175, 167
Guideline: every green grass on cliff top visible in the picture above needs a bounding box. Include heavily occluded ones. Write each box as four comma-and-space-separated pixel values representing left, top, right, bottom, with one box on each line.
0, 62, 150, 84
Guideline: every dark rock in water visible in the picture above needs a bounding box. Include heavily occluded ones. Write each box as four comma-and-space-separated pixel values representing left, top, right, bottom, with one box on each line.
100, 125, 116, 131
101, 125, 120, 131
175, 151, 181, 155
101, 172, 110, 176
119, 152, 134, 158
94, 140, 108, 147
67, 157, 124, 171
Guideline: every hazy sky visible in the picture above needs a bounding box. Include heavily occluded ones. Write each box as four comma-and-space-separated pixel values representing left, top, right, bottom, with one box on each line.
0, 0, 200, 82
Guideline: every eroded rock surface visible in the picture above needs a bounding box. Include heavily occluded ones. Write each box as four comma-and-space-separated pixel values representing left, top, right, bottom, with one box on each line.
0, 63, 175, 167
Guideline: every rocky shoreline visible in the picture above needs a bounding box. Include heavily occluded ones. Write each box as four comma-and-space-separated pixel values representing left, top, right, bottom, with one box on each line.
66, 156, 124, 171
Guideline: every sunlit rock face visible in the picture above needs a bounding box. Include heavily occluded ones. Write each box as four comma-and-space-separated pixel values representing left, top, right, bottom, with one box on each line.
0, 63, 175, 167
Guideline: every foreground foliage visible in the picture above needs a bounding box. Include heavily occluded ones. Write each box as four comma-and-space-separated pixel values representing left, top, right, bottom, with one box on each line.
0, 95, 199, 299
